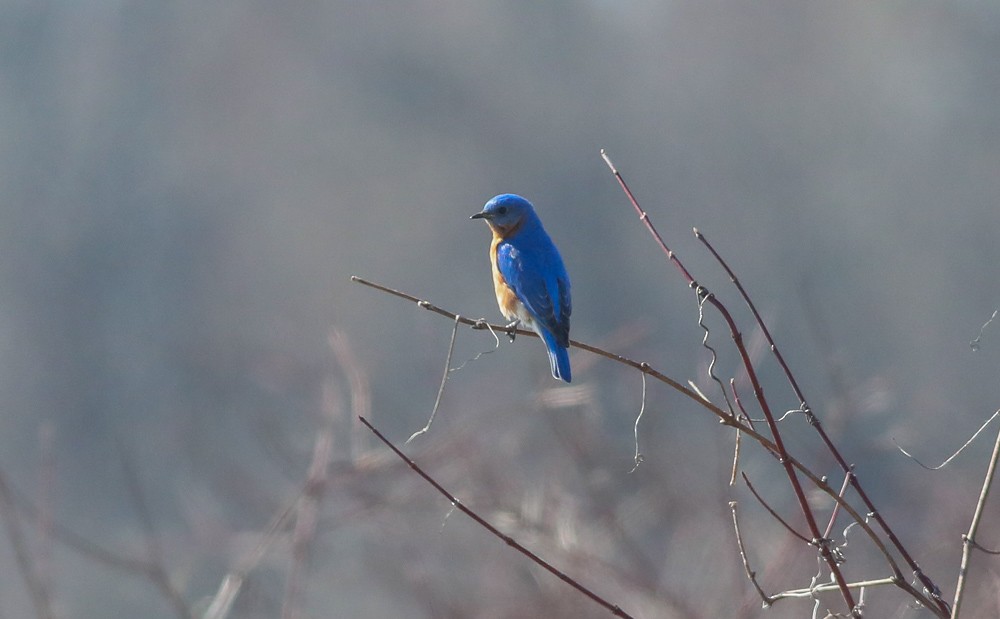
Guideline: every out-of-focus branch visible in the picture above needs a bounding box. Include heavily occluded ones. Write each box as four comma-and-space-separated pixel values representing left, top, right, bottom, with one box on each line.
118, 446, 193, 619
281, 430, 333, 619
203, 488, 304, 619
0, 469, 55, 619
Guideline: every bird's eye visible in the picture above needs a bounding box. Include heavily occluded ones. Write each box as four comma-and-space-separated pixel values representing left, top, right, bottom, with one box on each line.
497, 206, 508, 215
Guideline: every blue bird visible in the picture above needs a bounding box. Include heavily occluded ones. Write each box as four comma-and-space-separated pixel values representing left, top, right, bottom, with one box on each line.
471, 194, 572, 382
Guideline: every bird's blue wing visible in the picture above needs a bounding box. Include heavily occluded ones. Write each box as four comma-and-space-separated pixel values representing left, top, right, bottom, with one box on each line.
496, 240, 571, 348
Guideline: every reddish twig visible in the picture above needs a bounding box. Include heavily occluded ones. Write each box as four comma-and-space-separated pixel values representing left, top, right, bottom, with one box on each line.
351, 276, 944, 613
741, 473, 810, 544
601, 150, 860, 616
822, 469, 854, 542
694, 229, 950, 616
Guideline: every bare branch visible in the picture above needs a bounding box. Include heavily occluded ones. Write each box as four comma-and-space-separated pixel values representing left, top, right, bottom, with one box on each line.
694, 224, 951, 616
822, 470, 854, 541
729, 501, 773, 607
353, 275, 944, 613
358, 416, 636, 619
741, 473, 810, 544
204, 488, 304, 619
602, 150, 861, 616
952, 411, 1000, 617
281, 431, 333, 619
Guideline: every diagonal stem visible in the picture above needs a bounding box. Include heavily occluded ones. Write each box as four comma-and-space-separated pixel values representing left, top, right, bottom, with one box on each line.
952, 415, 1000, 617
601, 150, 860, 616
358, 416, 635, 619
352, 275, 946, 614
694, 229, 950, 616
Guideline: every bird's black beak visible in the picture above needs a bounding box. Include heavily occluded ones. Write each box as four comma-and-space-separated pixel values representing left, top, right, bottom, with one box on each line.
470, 211, 490, 220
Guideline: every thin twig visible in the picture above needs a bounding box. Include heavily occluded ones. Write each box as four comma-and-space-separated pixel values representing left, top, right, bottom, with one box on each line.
602, 150, 860, 615
741, 473, 810, 544
407, 316, 461, 444
728, 378, 756, 486
694, 227, 950, 616
358, 416, 635, 619
730, 501, 773, 607
894, 409, 1000, 470
952, 410, 1000, 617
823, 470, 854, 541
353, 276, 942, 612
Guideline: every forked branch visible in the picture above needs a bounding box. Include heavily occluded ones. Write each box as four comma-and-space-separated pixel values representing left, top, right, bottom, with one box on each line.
351, 276, 945, 614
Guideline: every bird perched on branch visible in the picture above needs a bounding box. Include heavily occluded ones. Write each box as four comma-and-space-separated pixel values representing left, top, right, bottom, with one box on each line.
471, 194, 572, 382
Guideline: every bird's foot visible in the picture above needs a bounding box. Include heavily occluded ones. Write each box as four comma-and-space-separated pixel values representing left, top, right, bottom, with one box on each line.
504, 320, 520, 343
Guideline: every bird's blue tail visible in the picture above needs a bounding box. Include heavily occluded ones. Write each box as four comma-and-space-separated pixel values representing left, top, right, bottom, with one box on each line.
541, 330, 572, 383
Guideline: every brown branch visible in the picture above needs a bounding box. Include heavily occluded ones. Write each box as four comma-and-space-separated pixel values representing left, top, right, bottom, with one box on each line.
741, 473, 811, 544
357, 416, 635, 619
351, 276, 944, 613
729, 501, 774, 607
694, 228, 951, 616
601, 150, 860, 615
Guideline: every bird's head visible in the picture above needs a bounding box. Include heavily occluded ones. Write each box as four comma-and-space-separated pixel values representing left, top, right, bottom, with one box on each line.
470, 194, 536, 236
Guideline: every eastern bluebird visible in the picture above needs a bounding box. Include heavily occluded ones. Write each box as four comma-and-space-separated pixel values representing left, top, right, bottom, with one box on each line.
471, 194, 572, 382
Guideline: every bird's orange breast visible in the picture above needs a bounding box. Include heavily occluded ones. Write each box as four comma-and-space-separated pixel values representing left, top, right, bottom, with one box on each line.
489, 234, 525, 322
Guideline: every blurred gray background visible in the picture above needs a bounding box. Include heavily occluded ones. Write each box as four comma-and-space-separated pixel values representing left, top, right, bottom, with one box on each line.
2, 1, 999, 617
